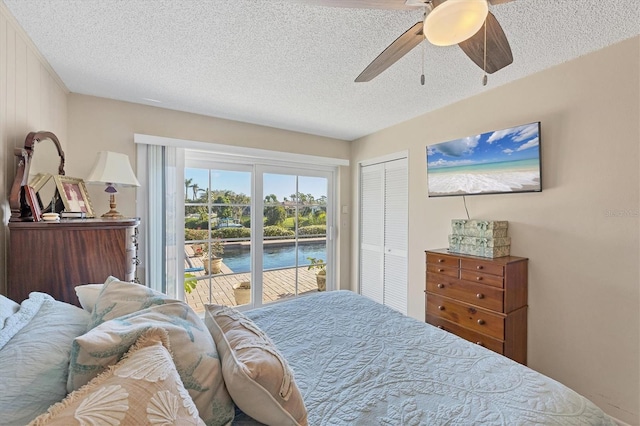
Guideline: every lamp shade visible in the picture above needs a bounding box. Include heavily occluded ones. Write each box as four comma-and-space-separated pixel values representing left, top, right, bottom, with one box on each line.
424, 0, 489, 47
86, 151, 140, 187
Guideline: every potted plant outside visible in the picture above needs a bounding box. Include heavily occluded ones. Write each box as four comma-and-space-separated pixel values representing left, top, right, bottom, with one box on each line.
233, 281, 251, 305
203, 239, 224, 275
191, 244, 204, 257
307, 257, 326, 292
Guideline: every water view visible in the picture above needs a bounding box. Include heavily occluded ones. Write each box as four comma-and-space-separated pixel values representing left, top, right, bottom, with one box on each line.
222, 241, 326, 273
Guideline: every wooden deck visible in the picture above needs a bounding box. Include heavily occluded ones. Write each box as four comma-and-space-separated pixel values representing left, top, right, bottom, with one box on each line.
184, 249, 321, 313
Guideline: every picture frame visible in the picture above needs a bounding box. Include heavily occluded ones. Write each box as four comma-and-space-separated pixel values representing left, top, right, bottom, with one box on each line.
29, 172, 52, 193
53, 175, 95, 217
25, 185, 42, 222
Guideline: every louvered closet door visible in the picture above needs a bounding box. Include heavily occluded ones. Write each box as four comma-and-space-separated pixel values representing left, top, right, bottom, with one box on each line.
359, 163, 385, 304
383, 158, 408, 314
359, 157, 408, 314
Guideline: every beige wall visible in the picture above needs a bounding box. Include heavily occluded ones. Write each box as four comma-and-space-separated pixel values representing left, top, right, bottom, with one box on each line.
351, 36, 640, 424
66, 94, 352, 289
0, 4, 68, 294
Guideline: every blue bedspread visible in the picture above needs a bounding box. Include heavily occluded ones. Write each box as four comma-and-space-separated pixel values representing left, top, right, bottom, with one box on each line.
239, 290, 614, 426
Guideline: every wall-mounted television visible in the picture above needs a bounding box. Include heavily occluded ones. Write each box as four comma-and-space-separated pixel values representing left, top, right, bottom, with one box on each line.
426, 122, 542, 197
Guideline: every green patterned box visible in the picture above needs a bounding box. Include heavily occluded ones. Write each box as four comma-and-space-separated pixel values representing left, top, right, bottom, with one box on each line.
451, 219, 508, 238
448, 235, 511, 258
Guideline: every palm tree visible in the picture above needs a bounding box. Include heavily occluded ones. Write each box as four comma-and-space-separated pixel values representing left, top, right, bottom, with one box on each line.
184, 178, 193, 201
264, 194, 278, 204
191, 183, 200, 200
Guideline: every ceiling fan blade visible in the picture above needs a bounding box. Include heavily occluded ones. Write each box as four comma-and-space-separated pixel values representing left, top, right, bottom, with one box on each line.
355, 21, 424, 82
287, 0, 418, 10
458, 11, 513, 74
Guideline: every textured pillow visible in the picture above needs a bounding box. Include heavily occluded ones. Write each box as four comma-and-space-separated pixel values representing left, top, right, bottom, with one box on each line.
88, 278, 176, 329
74, 275, 120, 313
29, 328, 205, 426
205, 304, 307, 426
69, 301, 234, 426
0, 294, 20, 329
0, 293, 90, 425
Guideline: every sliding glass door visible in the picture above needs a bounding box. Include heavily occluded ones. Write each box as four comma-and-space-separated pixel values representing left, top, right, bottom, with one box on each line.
183, 164, 254, 309
260, 171, 329, 304
183, 157, 334, 313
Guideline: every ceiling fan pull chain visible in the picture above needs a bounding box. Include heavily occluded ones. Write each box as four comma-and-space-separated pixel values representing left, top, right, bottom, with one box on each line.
421, 39, 426, 85
482, 19, 488, 86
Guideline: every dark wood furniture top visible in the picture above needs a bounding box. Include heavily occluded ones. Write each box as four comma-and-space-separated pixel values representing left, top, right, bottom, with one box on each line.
425, 248, 528, 364
7, 218, 139, 306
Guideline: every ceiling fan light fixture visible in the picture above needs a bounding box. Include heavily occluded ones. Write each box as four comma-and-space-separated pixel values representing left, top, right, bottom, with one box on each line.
424, 0, 489, 46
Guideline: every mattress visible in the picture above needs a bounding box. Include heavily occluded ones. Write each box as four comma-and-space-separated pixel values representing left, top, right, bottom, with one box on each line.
236, 290, 615, 425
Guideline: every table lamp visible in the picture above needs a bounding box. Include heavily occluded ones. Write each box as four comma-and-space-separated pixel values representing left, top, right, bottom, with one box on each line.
86, 151, 140, 219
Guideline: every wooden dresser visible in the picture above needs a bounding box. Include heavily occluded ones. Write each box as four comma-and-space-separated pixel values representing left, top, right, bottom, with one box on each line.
7, 218, 139, 306
425, 249, 528, 364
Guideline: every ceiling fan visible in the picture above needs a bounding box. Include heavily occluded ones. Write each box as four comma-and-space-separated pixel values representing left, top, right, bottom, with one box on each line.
294, 0, 514, 82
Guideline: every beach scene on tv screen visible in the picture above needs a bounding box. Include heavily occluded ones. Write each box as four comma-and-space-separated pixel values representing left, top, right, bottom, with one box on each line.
426, 122, 541, 197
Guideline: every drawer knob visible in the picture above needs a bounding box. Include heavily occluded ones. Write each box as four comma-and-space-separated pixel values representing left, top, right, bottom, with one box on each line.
438, 268, 444, 272
476, 276, 483, 281
477, 319, 485, 325
438, 305, 445, 311
437, 326, 444, 330
476, 265, 483, 270
476, 341, 485, 346
476, 293, 484, 299
437, 283, 445, 289
438, 259, 444, 263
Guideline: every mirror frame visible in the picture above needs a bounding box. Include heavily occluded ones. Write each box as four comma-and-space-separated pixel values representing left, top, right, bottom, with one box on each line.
9, 131, 66, 222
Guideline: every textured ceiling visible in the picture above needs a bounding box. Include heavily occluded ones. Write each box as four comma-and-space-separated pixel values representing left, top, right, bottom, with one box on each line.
3, 0, 639, 141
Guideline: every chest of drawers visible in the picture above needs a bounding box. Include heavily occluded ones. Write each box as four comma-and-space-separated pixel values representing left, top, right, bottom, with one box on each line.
7, 218, 139, 306
425, 249, 528, 364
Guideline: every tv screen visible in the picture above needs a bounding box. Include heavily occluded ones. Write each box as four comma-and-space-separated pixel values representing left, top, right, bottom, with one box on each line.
426, 122, 541, 197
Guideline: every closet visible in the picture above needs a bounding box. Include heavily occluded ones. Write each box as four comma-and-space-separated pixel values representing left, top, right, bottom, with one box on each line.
359, 155, 408, 314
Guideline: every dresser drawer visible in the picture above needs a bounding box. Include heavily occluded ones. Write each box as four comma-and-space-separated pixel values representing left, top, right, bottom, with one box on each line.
426, 263, 459, 278
426, 314, 504, 354
426, 252, 460, 268
460, 269, 504, 288
426, 277, 504, 312
427, 294, 504, 340
460, 258, 504, 276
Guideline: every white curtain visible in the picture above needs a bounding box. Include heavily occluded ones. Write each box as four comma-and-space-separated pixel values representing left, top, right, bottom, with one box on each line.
135, 143, 184, 297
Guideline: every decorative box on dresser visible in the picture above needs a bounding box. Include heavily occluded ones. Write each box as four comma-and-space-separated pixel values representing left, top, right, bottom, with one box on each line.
7, 218, 140, 307
425, 249, 528, 364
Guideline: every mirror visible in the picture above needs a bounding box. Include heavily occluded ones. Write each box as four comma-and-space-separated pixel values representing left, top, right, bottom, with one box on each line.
28, 138, 65, 212
9, 131, 66, 221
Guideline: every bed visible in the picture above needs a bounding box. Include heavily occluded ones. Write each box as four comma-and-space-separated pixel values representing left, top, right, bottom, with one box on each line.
0, 281, 615, 426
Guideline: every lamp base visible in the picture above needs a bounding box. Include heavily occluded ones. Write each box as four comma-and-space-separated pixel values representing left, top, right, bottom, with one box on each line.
101, 193, 124, 219
101, 208, 124, 219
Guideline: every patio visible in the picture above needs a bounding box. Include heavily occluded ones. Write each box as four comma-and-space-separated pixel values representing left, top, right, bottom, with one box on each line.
184, 247, 321, 314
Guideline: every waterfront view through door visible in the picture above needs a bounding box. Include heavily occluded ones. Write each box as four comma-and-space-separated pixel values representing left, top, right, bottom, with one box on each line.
262, 172, 328, 304
182, 163, 331, 313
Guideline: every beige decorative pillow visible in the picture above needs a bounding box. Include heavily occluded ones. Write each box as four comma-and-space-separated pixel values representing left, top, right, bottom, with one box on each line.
29, 329, 205, 426
74, 283, 105, 313
69, 302, 235, 426
205, 304, 307, 426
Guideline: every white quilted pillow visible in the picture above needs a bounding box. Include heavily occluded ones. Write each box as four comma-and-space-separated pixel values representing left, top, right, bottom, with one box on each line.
0, 295, 20, 329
